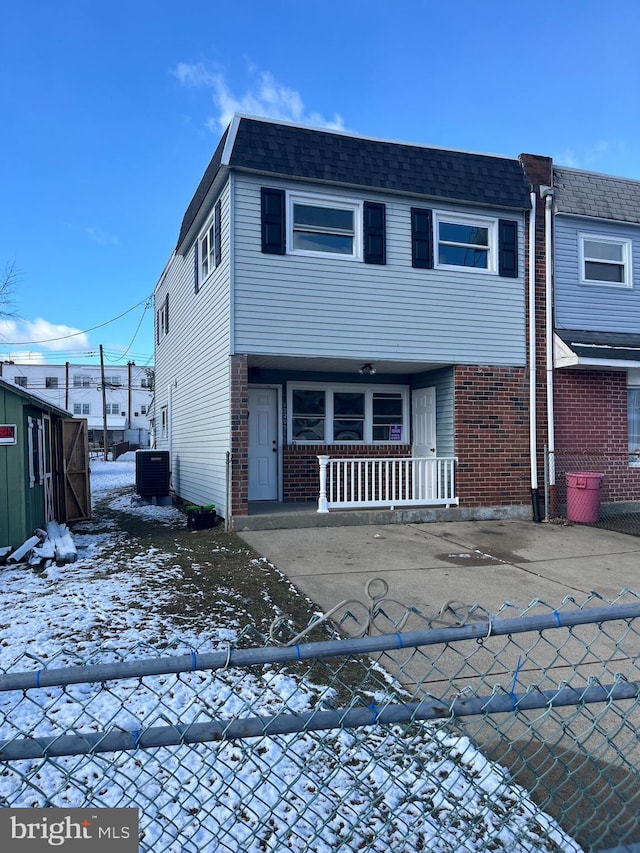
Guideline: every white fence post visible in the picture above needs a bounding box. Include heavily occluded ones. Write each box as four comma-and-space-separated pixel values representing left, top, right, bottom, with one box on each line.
317, 455, 329, 513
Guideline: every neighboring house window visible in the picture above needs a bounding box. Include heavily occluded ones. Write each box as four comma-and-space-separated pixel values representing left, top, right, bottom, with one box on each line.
141, 376, 153, 389
14, 376, 27, 387
288, 384, 408, 444
73, 403, 90, 415
160, 406, 168, 439
434, 212, 497, 272
104, 375, 122, 387
73, 374, 91, 388
106, 403, 122, 415
288, 193, 361, 258
580, 234, 632, 287
140, 404, 147, 415
45, 376, 58, 389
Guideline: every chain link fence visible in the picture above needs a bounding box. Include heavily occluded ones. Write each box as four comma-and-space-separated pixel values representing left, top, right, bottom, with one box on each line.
1, 591, 640, 852
545, 449, 640, 537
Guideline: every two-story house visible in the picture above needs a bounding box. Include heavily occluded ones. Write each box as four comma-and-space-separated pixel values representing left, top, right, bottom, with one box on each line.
154, 115, 541, 525
548, 166, 640, 507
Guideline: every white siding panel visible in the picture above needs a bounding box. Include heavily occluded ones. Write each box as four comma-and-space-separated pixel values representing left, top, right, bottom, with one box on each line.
555, 216, 640, 331
233, 175, 526, 366
154, 182, 232, 510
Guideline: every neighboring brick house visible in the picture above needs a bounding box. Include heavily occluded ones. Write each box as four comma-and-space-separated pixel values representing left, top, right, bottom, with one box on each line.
154, 115, 546, 525
548, 167, 640, 506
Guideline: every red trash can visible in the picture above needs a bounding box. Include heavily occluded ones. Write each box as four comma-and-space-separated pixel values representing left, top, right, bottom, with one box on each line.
566, 472, 603, 523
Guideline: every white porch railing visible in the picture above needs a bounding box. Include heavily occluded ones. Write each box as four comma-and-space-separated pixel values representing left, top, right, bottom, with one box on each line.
317, 455, 458, 512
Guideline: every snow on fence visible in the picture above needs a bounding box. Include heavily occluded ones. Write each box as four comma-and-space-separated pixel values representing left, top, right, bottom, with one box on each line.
1, 593, 640, 852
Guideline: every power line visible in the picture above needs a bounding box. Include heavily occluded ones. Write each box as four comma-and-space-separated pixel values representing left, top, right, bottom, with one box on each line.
1, 294, 153, 345
105, 297, 153, 362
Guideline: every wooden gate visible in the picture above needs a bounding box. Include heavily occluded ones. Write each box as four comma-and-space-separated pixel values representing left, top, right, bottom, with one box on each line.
61, 419, 91, 522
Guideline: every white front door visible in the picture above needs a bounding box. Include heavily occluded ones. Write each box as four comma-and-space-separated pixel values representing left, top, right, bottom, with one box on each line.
248, 387, 278, 501
412, 387, 437, 457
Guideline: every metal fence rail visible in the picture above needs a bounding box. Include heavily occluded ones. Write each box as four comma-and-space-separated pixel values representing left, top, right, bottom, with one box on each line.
1, 592, 640, 852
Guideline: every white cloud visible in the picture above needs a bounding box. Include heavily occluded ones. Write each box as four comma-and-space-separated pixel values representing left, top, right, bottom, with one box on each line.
554, 140, 626, 171
0, 318, 90, 353
173, 62, 345, 133
85, 227, 119, 246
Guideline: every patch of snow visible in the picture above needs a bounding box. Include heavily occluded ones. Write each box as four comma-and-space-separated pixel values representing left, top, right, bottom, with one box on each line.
0, 460, 584, 852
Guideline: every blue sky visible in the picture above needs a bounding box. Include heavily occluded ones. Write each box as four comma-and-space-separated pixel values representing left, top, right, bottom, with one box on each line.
1, 0, 639, 366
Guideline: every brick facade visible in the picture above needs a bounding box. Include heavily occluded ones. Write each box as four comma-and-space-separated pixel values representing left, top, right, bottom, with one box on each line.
229, 354, 248, 516
282, 444, 412, 502
453, 366, 532, 506
553, 369, 640, 503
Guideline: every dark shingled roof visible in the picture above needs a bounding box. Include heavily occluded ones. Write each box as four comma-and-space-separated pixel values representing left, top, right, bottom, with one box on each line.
554, 167, 640, 224
176, 116, 530, 251
557, 330, 640, 362
176, 127, 229, 250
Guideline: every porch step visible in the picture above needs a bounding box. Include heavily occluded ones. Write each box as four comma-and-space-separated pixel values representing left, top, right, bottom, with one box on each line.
232, 503, 531, 531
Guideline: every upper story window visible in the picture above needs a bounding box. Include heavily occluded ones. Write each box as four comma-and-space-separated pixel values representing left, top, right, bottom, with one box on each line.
580, 233, 632, 288
157, 293, 169, 342
14, 376, 27, 388
45, 376, 58, 389
73, 403, 90, 415
104, 375, 122, 387
262, 187, 385, 265
434, 212, 498, 272
196, 200, 222, 292
73, 374, 91, 388
288, 383, 408, 444
199, 219, 216, 281
289, 194, 361, 258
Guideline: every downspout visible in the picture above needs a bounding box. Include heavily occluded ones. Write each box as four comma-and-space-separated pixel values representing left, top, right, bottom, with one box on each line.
167, 381, 173, 492
528, 191, 541, 521
541, 187, 556, 518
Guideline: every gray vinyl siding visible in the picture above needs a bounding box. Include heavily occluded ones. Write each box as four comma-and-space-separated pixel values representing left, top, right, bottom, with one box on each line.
233, 175, 526, 366
154, 182, 232, 509
555, 216, 640, 332
412, 367, 454, 456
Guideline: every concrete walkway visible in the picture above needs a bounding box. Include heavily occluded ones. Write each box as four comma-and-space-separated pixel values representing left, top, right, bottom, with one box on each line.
239, 518, 640, 617
240, 519, 640, 850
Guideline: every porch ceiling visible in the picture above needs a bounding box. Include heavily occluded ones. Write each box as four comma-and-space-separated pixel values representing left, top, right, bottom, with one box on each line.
246, 355, 447, 375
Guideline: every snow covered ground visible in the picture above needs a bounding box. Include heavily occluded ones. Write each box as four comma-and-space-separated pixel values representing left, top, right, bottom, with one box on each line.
0, 455, 584, 852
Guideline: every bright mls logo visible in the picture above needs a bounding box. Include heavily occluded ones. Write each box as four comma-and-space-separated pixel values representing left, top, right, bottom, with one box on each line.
0, 808, 138, 851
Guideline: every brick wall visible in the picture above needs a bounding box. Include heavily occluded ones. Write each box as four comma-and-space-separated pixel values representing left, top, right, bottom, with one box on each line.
229, 354, 248, 516
454, 365, 532, 506
282, 444, 411, 502
553, 369, 640, 502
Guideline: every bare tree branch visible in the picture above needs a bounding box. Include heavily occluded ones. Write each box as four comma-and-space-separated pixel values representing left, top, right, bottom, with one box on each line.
0, 261, 23, 321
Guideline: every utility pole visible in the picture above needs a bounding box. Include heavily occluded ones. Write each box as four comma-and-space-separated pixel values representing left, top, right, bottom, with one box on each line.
100, 344, 108, 462
127, 361, 133, 431
65, 361, 69, 410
